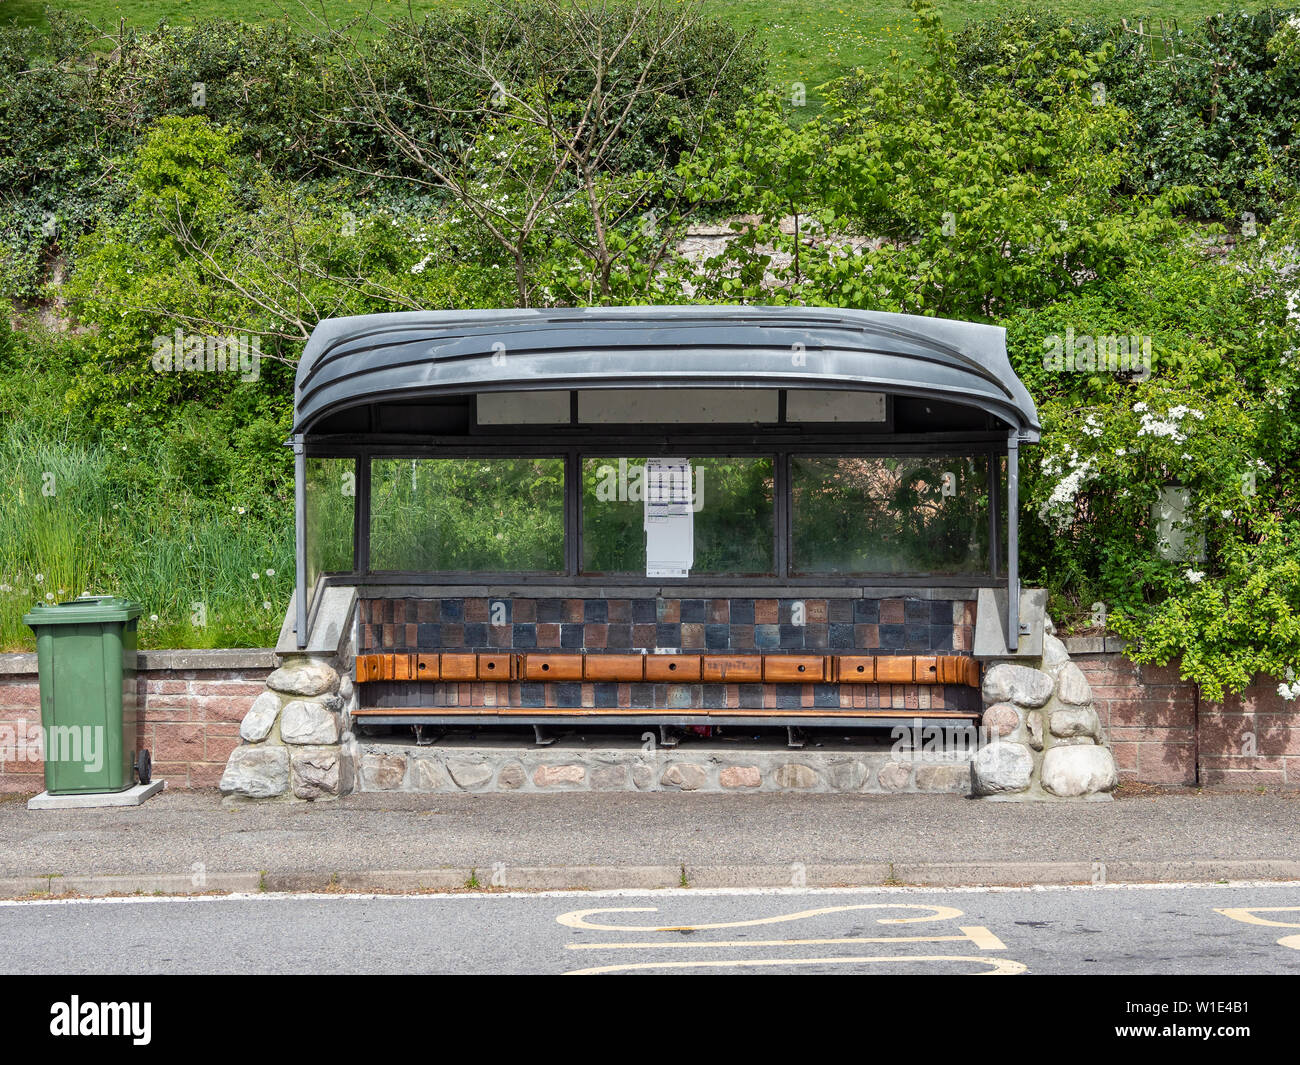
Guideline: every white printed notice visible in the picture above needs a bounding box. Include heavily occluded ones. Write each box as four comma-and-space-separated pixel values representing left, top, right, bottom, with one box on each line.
644, 458, 693, 578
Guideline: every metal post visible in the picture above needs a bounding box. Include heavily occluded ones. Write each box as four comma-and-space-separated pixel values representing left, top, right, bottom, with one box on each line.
1007, 433, 1020, 652
293, 435, 308, 649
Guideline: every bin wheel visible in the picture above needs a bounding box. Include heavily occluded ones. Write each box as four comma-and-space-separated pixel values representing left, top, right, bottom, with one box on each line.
136, 749, 152, 786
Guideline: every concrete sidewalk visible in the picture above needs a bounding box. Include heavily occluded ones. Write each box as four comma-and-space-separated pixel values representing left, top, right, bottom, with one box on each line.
2, 787, 1298, 896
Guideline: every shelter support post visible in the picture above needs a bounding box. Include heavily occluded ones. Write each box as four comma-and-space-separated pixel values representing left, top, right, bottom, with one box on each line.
1007, 432, 1020, 651
293, 434, 308, 649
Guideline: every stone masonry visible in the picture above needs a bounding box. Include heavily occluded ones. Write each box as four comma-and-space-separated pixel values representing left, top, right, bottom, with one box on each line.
219, 656, 359, 802
970, 624, 1119, 800
354, 739, 973, 795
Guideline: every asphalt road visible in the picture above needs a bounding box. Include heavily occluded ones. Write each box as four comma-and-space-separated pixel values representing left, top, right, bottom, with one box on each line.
4, 882, 1300, 975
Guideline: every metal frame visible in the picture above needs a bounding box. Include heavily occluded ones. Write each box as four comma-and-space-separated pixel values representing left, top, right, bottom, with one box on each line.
291, 308, 1041, 648
353, 713, 979, 730
303, 443, 1006, 576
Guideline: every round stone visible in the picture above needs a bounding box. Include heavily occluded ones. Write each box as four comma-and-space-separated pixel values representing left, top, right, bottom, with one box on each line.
239, 690, 281, 743
1041, 745, 1117, 797
981, 702, 1021, 737
220, 745, 290, 798
1055, 662, 1093, 707
1049, 705, 1102, 741
970, 741, 1033, 795
982, 664, 1055, 708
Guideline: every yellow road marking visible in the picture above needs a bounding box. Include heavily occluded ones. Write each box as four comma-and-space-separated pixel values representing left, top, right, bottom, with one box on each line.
565, 954, 1028, 975
1215, 906, 1300, 929
566, 926, 1006, 951
555, 902, 964, 932
1276, 934, 1300, 951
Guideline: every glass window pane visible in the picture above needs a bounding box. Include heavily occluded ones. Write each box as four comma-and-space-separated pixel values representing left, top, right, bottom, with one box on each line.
370, 458, 565, 572
582, 457, 774, 575
304, 457, 356, 589
791, 455, 992, 575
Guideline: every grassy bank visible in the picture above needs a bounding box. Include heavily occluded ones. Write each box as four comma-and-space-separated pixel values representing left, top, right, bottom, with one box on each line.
0, 331, 293, 651
2, 0, 1273, 104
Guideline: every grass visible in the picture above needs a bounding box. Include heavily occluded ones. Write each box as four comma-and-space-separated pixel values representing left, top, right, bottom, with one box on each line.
0, 344, 294, 652
0, 1, 1277, 106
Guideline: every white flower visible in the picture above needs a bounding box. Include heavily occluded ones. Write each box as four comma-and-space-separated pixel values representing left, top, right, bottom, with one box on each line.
263, 601, 272, 610
34, 574, 43, 583
265, 569, 274, 577
149, 614, 159, 622
252, 572, 260, 580
1221, 509, 1233, 519
1184, 569, 1205, 584
44, 593, 54, 601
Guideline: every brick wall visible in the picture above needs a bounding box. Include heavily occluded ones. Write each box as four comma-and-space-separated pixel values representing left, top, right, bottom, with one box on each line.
1071, 645, 1300, 787
0, 650, 276, 794
1072, 651, 1198, 785
3, 639, 1293, 792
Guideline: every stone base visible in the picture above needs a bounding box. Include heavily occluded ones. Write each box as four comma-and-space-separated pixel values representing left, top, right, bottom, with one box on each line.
354, 736, 975, 795
28, 781, 165, 810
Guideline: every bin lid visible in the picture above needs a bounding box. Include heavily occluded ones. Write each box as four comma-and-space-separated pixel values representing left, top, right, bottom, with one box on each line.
23, 596, 144, 626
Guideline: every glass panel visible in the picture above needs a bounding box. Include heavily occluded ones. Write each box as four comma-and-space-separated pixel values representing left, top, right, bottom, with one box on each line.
304, 457, 357, 589
370, 458, 565, 572
791, 455, 993, 575
582, 457, 775, 575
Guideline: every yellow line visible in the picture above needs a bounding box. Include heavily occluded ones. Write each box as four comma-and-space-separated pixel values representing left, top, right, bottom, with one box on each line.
565, 954, 1028, 975
556, 903, 964, 932
567, 928, 1005, 951
1215, 907, 1300, 929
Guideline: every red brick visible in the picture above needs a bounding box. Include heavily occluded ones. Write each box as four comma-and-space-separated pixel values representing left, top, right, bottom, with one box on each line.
187, 680, 266, 698
151, 762, 190, 787
192, 696, 254, 723
1105, 697, 1194, 728
187, 762, 226, 789
1199, 754, 1287, 771
143, 680, 187, 695
1111, 741, 1139, 772
1199, 767, 1286, 786
1109, 726, 1192, 743
151, 723, 205, 762
0, 684, 41, 709
0, 756, 45, 775
1136, 748, 1195, 784
204, 728, 239, 764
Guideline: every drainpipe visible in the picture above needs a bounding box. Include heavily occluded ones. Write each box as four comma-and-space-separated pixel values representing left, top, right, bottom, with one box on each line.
293, 434, 308, 650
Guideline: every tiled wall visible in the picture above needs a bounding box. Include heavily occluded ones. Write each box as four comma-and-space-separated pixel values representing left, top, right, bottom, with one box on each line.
359, 596, 976, 654
357, 595, 980, 715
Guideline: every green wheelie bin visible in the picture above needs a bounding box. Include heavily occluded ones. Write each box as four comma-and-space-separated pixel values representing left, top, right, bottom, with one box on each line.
23, 596, 149, 795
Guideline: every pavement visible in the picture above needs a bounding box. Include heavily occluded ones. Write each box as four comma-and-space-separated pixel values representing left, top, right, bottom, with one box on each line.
2, 785, 1299, 896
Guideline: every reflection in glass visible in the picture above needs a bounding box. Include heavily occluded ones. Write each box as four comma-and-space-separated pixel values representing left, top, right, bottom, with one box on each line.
370, 458, 564, 572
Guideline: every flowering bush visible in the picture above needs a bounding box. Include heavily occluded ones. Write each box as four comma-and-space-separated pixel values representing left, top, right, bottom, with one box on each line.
1008, 233, 1300, 700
